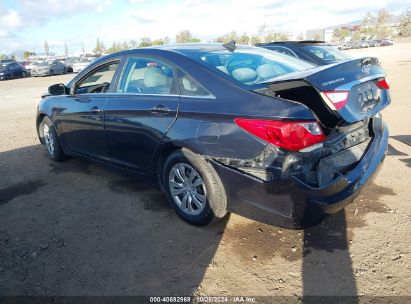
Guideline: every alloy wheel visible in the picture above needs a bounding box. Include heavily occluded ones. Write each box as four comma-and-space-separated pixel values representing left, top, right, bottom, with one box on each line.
43, 124, 55, 156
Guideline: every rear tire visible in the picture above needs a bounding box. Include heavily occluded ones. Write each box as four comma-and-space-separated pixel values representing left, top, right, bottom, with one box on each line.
39, 117, 66, 162
163, 149, 227, 226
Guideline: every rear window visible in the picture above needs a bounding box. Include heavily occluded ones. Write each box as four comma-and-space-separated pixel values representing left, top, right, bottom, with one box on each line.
180, 46, 314, 85
303, 45, 351, 61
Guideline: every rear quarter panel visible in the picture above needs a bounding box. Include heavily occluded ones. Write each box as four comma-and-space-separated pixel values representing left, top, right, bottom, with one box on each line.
156, 50, 318, 166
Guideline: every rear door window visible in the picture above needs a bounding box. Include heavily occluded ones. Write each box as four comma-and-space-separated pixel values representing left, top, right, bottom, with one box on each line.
118, 57, 174, 95
178, 71, 211, 97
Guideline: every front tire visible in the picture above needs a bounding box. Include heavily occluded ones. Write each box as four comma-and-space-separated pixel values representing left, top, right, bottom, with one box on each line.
163, 149, 227, 226
39, 117, 65, 161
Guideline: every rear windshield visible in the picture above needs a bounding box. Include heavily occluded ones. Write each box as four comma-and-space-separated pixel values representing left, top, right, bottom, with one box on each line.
303, 45, 351, 61
180, 46, 315, 85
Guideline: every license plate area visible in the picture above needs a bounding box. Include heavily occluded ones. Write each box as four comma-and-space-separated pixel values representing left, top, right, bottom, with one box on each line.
318, 139, 371, 186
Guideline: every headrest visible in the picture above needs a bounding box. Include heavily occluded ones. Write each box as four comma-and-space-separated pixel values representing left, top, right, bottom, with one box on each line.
256, 64, 277, 79
144, 67, 168, 88
231, 68, 257, 82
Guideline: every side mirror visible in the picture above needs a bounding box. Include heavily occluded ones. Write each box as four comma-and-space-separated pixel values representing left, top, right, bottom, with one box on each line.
48, 83, 66, 95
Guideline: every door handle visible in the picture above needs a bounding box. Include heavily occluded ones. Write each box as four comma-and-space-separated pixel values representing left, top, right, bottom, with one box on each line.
90, 106, 103, 114
149, 104, 170, 116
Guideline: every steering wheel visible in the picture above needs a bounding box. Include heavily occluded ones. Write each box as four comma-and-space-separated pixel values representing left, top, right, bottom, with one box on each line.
88, 82, 110, 93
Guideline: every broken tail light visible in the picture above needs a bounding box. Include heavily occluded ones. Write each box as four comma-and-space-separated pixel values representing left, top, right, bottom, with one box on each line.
323, 91, 349, 110
376, 78, 390, 90
234, 118, 325, 151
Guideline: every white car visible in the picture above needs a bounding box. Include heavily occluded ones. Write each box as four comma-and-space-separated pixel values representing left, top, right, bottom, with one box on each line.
25, 61, 42, 76
72, 58, 94, 73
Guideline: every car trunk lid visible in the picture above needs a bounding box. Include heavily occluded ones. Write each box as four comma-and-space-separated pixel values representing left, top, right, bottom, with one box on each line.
259, 57, 391, 128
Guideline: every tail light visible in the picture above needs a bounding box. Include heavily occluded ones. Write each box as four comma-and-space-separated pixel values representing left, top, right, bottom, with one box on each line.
234, 118, 325, 151
376, 78, 389, 90
323, 91, 349, 110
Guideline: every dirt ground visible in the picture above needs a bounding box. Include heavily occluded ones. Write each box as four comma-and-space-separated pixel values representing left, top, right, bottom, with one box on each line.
0, 43, 410, 300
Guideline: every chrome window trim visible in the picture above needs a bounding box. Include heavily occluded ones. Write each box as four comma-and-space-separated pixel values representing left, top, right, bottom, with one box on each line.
101, 92, 216, 99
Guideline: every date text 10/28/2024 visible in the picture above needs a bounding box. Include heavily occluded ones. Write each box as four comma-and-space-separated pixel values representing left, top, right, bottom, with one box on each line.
150, 296, 256, 303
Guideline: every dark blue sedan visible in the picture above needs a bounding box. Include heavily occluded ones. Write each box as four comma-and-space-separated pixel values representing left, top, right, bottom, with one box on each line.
0, 61, 27, 80
36, 43, 390, 228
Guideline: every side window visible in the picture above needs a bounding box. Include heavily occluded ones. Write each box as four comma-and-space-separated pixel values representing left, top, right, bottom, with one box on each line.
269, 46, 296, 58
178, 71, 211, 97
118, 57, 174, 94
76, 61, 119, 94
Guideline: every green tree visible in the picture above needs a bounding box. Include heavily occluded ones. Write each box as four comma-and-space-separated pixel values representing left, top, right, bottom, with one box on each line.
375, 8, 393, 38
238, 33, 250, 45
398, 9, 411, 37
361, 9, 393, 38
93, 38, 105, 55
214, 31, 239, 43
265, 31, 289, 42
333, 28, 350, 41
151, 37, 170, 46
107, 42, 121, 54
352, 30, 362, 40
44, 40, 49, 56
175, 30, 200, 43
23, 51, 34, 59
0, 53, 5, 60
250, 35, 261, 45
121, 41, 130, 50
129, 40, 138, 48
139, 37, 152, 47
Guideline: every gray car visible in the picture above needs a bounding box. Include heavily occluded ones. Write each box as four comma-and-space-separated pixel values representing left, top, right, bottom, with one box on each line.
31, 60, 66, 77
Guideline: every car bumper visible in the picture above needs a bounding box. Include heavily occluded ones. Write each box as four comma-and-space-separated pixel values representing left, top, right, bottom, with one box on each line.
31, 71, 49, 76
210, 118, 388, 229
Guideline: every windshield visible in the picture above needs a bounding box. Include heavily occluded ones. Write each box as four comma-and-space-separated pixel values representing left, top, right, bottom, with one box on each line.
37, 61, 50, 67
181, 46, 315, 85
303, 45, 351, 62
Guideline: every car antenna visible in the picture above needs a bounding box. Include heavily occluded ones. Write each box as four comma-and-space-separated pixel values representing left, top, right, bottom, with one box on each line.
222, 40, 236, 52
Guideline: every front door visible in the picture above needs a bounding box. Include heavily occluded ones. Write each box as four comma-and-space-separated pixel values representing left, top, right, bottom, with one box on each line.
57, 60, 120, 160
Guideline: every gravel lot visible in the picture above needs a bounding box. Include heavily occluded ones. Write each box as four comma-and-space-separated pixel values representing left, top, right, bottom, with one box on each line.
0, 44, 410, 299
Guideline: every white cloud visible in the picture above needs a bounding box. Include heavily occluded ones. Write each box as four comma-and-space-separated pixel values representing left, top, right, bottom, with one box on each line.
1, 10, 22, 28
1, 0, 411, 54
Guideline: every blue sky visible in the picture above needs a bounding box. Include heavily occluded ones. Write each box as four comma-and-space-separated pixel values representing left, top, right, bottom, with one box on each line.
1, 0, 410, 55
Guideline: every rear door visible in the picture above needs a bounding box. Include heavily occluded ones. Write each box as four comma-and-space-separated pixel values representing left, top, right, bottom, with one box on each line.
57, 59, 120, 160
104, 55, 179, 172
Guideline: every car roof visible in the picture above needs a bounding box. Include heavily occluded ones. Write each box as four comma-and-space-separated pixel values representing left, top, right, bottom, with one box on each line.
92, 43, 260, 65
256, 41, 326, 47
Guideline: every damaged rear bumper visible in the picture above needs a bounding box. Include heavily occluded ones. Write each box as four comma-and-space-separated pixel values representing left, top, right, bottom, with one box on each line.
210, 118, 388, 229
